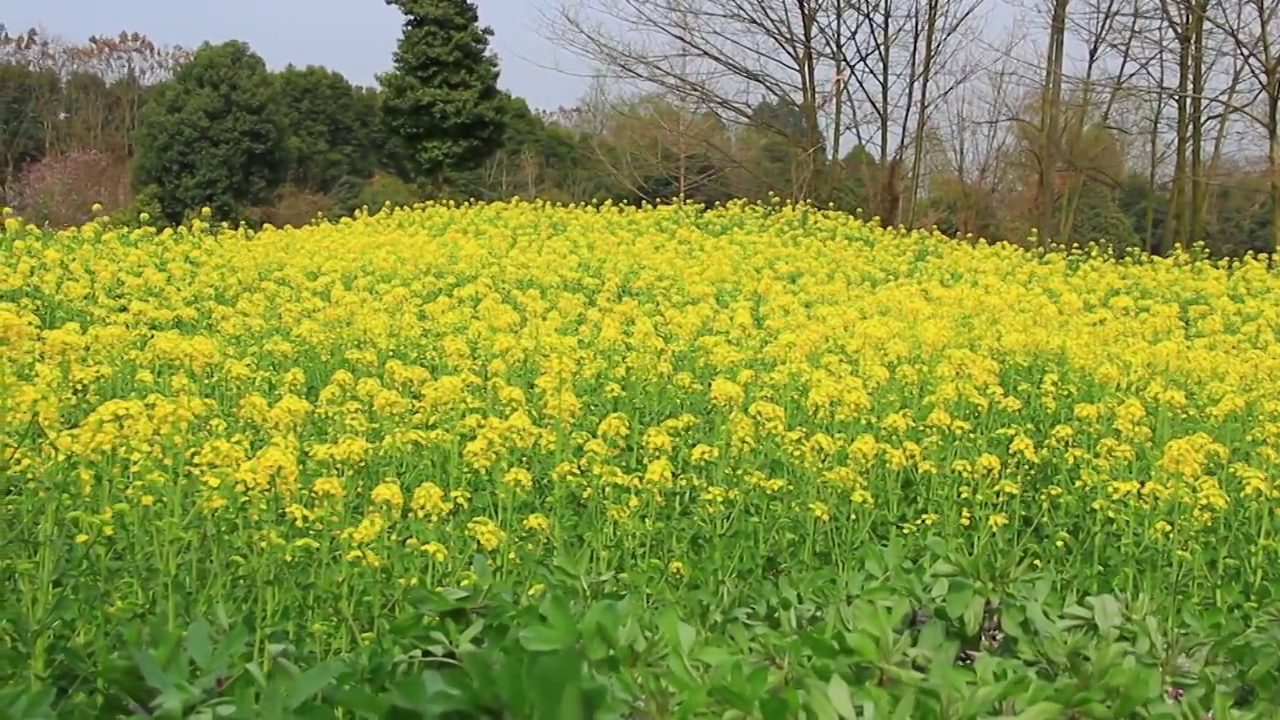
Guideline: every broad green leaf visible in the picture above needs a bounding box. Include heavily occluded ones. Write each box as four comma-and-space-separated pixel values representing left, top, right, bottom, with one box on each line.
805, 678, 840, 720
520, 623, 575, 652
556, 681, 587, 720
1013, 701, 1065, 720
890, 689, 916, 720
1091, 594, 1123, 634
963, 595, 986, 637
471, 552, 494, 586
827, 674, 857, 720
284, 660, 343, 709
186, 619, 213, 671
846, 631, 880, 661
327, 687, 388, 715
928, 561, 962, 578
945, 585, 974, 625
658, 606, 696, 658
541, 592, 577, 636
130, 648, 175, 694
759, 693, 791, 720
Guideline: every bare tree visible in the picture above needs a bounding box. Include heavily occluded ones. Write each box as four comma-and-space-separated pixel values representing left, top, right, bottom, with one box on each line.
922, 28, 1034, 237
1206, 0, 1280, 252
0, 27, 188, 159
817, 0, 918, 219
1053, 0, 1139, 244
1030, 0, 1072, 249
902, 0, 987, 225
546, 0, 832, 199
583, 83, 734, 202
813, 0, 983, 222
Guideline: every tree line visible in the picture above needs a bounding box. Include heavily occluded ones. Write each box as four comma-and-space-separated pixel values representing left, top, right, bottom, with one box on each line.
547, 0, 1279, 257
2, 0, 1276, 257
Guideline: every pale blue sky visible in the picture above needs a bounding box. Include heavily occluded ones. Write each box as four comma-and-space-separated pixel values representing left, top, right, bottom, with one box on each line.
4, 0, 590, 110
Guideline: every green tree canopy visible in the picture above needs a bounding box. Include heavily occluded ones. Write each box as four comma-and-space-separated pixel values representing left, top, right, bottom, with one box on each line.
0, 63, 53, 198
132, 40, 285, 223
379, 0, 507, 187
276, 65, 379, 194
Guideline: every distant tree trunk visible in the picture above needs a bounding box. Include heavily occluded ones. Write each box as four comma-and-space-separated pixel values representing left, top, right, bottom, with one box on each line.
1167, 42, 1189, 253
1039, 0, 1070, 249
1059, 0, 1134, 245
798, 0, 821, 201
1205, 0, 1279, 253
550, 0, 827, 202
906, 0, 940, 227
1202, 55, 1245, 225
1188, 0, 1209, 246
879, 0, 901, 224
1270, 100, 1279, 254
1144, 99, 1163, 252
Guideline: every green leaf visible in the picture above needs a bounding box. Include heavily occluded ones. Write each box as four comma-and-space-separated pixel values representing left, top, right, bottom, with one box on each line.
471, 552, 494, 586
827, 674, 857, 720
760, 693, 791, 720
1212, 691, 1234, 720
963, 595, 986, 637
805, 678, 840, 720
658, 606, 696, 658
891, 688, 917, 720
928, 561, 962, 577
1247, 651, 1279, 683
851, 601, 891, 646
530, 648, 586, 719
520, 624, 575, 652
541, 592, 576, 636
1026, 601, 1057, 637
457, 618, 486, 647
186, 619, 213, 671
130, 648, 175, 694
285, 660, 343, 709
958, 682, 1006, 715
327, 686, 388, 715
579, 599, 620, 649
1013, 701, 1065, 720
846, 631, 880, 661
258, 671, 287, 720
945, 585, 974, 624
676, 620, 697, 655
556, 681, 587, 720
1091, 594, 1123, 634
390, 672, 468, 713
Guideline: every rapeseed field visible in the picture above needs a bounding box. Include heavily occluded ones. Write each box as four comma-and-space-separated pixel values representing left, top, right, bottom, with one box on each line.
3, 200, 1279, 718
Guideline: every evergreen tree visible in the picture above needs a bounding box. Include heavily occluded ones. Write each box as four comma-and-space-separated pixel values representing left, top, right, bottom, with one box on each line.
132, 40, 285, 223
379, 0, 507, 188
276, 65, 379, 194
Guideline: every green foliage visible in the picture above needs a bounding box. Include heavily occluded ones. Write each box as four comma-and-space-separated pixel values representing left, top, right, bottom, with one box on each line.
748, 99, 815, 169
1201, 176, 1276, 258
827, 145, 881, 216
105, 185, 166, 229
5, 547, 1279, 718
330, 172, 423, 217
0, 63, 51, 198
275, 65, 380, 194
380, 0, 508, 186
132, 40, 287, 224
1064, 185, 1142, 255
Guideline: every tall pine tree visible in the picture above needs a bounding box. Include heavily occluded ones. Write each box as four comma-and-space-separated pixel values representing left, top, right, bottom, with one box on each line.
380, 0, 507, 189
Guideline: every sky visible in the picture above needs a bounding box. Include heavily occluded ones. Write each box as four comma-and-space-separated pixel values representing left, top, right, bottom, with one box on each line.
4, 0, 592, 110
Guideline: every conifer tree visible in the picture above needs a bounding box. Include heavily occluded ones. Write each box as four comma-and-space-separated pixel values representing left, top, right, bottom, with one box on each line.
380, 0, 507, 188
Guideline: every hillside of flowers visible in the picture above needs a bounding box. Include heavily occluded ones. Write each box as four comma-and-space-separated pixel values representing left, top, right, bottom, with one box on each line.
2, 201, 1279, 718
